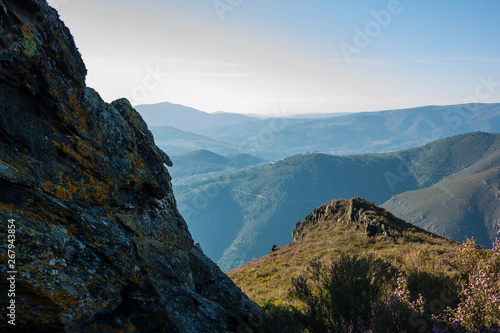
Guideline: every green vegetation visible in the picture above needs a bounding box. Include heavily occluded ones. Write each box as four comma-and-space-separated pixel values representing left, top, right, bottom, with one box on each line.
228, 199, 458, 304
228, 199, 500, 332
169, 149, 266, 185
176, 132, 500, 270
150, 125, 238, 156
382, 158, 500, 247
435, 237, 500, 332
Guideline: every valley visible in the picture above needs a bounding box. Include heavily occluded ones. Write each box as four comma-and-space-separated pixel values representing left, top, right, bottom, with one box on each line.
165, 132, 500, 271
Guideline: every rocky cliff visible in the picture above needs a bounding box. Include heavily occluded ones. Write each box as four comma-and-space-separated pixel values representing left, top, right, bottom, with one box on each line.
0, 0, 260, 331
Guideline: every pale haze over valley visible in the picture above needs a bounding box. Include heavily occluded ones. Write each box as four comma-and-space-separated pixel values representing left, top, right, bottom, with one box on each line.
50, 0, 500, 115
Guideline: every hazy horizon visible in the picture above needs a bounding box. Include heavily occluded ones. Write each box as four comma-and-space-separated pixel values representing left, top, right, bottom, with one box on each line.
50, 0, 500, 115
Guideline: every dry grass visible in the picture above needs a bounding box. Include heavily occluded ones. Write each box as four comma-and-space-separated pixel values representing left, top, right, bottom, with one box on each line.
227, 199, 459, 305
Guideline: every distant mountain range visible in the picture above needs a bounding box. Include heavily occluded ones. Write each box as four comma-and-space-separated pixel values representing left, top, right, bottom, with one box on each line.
174, 132, 500, 271
135, 102, 259, 132
135, 102, 349, 133
195, 103, 500, 159
146, 103, 500, 160
138, 102, 500, 270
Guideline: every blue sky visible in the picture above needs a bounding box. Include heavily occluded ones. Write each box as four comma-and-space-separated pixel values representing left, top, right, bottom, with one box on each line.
50, 0, 500, 115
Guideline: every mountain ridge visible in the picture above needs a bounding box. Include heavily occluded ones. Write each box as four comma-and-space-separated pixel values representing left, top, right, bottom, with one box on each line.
194, 103, 500, 159
175, 132, 500, 271
144, 102, 500, 161
169, 149, 266, 184
382, 165, 500, 247
135, 102, 259, 132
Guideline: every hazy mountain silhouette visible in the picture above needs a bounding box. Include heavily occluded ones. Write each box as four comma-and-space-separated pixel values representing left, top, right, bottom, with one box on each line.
195, 103, 500, 159
135, 102, 259, 132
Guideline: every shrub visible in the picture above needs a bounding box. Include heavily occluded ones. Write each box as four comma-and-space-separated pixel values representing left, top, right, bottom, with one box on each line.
261, 299, 309, 333
288, 254, 395, 332
282, 253, 461, 332
434, 233, 500, 332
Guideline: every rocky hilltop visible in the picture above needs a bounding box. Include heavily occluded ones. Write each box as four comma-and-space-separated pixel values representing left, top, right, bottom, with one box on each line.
228, 198, 457, 304
0, 0, 260, 331
292, 197, 435, 242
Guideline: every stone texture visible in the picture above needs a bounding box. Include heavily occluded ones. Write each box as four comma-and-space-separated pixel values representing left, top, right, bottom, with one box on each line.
0, 0, 260, 331
292, 198, 438, 243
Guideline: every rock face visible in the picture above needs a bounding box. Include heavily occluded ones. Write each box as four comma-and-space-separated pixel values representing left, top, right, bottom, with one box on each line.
0, 0, 260, 331
292, 198, 439, 243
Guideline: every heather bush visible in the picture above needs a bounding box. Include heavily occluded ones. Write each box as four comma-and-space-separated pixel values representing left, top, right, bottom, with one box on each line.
283, 254, 450, 332
370, 273, 427, 332
434, 233, 500, 332
266, 253, 462, 332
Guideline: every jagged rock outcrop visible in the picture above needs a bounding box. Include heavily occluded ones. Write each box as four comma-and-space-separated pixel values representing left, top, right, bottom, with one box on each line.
292, 198, 438, 243
0, 0, 260, 331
